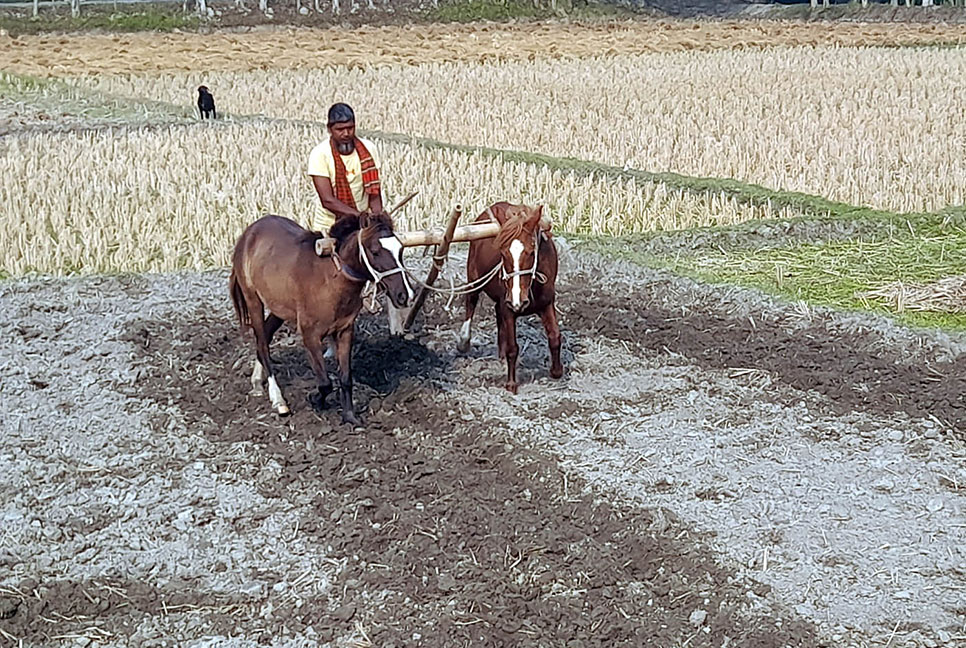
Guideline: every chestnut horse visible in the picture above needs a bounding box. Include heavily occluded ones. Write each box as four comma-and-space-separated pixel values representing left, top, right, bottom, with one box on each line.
229, 213, 413, 426
457, 202, 563, 393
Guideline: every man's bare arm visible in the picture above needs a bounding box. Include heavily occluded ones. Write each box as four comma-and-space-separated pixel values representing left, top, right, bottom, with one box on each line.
311, 175, 363, 220
367, 191, 385, 216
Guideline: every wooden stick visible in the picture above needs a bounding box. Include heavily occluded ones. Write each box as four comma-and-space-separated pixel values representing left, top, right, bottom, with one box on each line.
387, 191, 418, 217
396, 215, 552, 248
404, 205, 462, 331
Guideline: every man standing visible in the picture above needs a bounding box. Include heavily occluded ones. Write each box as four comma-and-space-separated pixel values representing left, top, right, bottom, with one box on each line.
308, 102, 385, 236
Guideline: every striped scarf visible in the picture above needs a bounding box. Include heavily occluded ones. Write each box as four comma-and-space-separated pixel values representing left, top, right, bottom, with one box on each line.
331, 137, 380, 210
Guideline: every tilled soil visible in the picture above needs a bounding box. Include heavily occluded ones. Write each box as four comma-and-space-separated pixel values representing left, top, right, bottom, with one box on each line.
4, 17, 966, 77
1, 248, 964, 647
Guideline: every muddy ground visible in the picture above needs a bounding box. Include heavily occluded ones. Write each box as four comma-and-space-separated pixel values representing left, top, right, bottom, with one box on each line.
0, 245, 963, 648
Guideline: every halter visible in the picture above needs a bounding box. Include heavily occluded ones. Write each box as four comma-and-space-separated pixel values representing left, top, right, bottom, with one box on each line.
331, 228, 407, 289
356, 228, 408, 287
500, 228, 548, 287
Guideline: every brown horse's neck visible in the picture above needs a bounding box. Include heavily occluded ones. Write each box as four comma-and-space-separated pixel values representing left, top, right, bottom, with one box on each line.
333, 230, 370, 284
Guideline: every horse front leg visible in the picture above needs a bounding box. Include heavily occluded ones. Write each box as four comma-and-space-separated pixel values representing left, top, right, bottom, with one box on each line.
495, 301, 507, 360
541, 302, 564, 379
301, 325, 334, 411
500, 307, 520, 394
334, 326, 362, 427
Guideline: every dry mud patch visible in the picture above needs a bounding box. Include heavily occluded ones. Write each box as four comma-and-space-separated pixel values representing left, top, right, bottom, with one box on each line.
0, 248, 964, 647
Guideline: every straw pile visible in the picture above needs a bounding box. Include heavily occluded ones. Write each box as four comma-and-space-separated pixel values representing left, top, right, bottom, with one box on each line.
4, 20, 965, 77
857, 276, 966, 313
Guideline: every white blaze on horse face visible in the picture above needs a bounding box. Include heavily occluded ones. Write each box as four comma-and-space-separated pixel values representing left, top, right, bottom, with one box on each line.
509, 239, 525, 308
379, 236, 414, 301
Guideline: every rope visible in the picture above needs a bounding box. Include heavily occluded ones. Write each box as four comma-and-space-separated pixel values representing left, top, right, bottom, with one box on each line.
406, 261, 501, 297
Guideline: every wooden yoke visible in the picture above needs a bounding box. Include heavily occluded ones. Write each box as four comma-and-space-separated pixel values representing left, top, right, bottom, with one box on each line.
397, 215, 553, 248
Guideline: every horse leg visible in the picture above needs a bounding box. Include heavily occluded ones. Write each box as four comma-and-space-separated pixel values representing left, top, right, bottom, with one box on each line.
501, 308, 520, 394
495, 301, 507, 360
334, 327, 362, 427
250, 313, 283, 394
457, 289, 481, 353
251, 306, 289, 416
387, 300, 412, 337
301, 325, 334, 411
541, 302, 564, 379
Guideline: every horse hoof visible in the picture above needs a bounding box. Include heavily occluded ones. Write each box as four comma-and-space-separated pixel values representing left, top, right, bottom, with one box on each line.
250, 387, 264, 397
342, 413, 363, 427
308, 391, 330, 411
276, 404, 291, 417
456, 339, 470, 354
550, 366, 564, 379
504, 382, 519, 395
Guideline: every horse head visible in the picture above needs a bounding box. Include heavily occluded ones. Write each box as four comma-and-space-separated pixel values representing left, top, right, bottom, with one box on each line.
496, 204, 544, 313
355, 212, 414, 309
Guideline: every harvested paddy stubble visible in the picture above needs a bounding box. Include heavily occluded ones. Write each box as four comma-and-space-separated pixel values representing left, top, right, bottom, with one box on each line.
80, 46, 966, 213
0, 122, 794, 276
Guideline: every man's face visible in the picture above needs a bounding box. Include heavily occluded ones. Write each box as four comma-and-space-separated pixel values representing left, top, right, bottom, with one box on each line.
329, 121, 356, 155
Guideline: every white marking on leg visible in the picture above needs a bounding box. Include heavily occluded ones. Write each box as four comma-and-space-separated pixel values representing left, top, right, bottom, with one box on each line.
251, 360, 265, 392
459, 318, 472, 346
387, 302, 412, 335
509, 239, 524, 308
323, 337, 335, 360
267, 375, 289, 415
379, 236, 414, 301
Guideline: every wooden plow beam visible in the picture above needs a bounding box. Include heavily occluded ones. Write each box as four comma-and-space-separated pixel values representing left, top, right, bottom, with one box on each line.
399, 206, 552, 332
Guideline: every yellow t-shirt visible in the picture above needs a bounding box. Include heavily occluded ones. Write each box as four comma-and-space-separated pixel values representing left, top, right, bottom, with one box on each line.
307, 136, 381, 233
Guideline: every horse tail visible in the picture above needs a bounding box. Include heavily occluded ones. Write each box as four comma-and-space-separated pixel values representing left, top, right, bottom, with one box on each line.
229, 270, 250, 329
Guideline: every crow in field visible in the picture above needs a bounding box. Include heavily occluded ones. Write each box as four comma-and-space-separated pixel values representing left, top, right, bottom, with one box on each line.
197, 86, 216, 120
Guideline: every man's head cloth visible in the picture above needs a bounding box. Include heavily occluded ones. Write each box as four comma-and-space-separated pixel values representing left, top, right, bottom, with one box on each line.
327, 103, 355, 127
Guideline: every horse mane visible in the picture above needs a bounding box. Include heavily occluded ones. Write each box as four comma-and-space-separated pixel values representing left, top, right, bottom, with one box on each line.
496, 208, 535, 250
329, 214, 361, 245
325, 212, 394, 249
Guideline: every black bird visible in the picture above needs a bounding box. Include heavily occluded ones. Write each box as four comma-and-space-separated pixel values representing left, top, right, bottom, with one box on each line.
197, 85, 216, 120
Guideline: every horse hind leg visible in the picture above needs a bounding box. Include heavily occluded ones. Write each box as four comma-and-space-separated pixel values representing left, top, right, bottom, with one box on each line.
457, 289, 481, 353
250, 313, 283, 394
250, 306, 290, 416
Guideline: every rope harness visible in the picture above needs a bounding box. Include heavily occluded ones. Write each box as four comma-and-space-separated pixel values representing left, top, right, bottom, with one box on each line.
331, 229, 409, 312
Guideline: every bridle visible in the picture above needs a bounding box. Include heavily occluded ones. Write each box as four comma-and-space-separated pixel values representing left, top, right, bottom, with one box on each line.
333, 228, 405, 283
500, 228, 548, 289
356, 228, 408, 287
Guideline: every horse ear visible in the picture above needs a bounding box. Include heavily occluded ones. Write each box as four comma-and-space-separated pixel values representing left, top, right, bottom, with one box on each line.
527, 205, 543, 228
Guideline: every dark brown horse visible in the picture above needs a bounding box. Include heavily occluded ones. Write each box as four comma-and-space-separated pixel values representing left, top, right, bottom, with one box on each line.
229, 213, 413, 426
457, 202, 563, 393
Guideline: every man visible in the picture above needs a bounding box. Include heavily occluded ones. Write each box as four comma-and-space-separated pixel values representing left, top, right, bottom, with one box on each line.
308, 102, 385, 241
308, 103, 412, 334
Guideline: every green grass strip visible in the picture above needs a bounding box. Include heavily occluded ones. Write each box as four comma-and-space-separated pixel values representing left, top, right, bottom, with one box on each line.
583, 215, 966, 332
0, 7, 200, 36
0, 71, 193, 123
